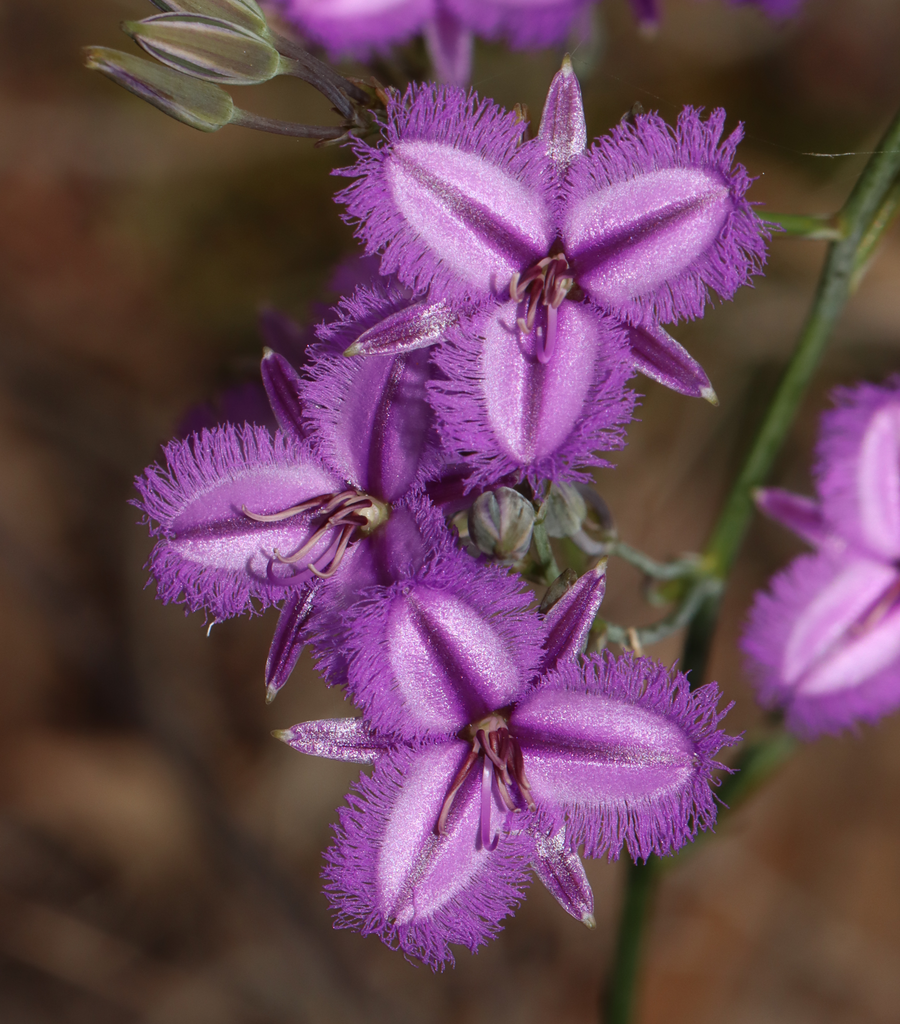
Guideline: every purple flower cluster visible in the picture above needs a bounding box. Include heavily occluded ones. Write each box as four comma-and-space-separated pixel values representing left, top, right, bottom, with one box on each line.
742, 379, 900, 738
135, 63, 765, 965
274, 0, 803, 86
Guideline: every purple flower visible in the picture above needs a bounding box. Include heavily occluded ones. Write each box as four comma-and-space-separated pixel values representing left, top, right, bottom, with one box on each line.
134, 282, 454, 699
334, 61, 766, 482
275, 0, 589, 84
279, 549, 735, 966
742, 378, 900, 737
338, 61, 765, 389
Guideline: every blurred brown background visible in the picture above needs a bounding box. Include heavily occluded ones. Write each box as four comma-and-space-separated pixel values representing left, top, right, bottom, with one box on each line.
1, 0, 899, 1021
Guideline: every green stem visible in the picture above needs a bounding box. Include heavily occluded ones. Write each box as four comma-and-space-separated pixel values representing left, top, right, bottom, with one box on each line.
759, 211, 843, 240
601, 104, 900, 1024
602, 859, 660, 1024
608, 541, 702, 581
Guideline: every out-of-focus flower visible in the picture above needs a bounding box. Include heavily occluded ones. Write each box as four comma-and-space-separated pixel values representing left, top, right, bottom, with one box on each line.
742, 378, 900, 737
134, 281, 453, 700
279, 549, 735, 966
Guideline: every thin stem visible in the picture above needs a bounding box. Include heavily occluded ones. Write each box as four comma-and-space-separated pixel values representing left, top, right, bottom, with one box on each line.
602, 859, 660, 1024
599, 577, 721, 649
608, 541, 702, 581
230, 108, 350, 141
759, 211, 843, 240
530, 521, 561, 585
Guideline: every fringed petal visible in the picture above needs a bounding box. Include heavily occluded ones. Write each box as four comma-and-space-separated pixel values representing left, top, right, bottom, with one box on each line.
307, 284, 449, 501
336, 84, 554, 303
563, 107, 767, 324
429, 299, 635, 489
816, 378, 900, 560
133, 425, 342, 618
512, 651, 736, 860
324, 745, 533, 969
326, 526, 543, 741
742, 552, 900, 736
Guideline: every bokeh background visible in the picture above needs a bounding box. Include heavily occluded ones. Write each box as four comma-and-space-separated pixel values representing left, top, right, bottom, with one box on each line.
1, 0, 899, 1021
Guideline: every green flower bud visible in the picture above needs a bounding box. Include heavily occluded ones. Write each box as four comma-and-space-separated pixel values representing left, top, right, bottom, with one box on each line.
122, 14, 282, 86
541, 483, 588, 539
150, 0, 268, 36
84, 47, 235, 132
468, 488, 535, 563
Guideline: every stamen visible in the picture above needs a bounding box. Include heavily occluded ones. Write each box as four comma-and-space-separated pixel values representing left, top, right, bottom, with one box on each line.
480, 755, 499, 851
241, 498, 323, 522
537, 303, 558, 365
309, 524, 356, 579
436, 746, 480, 835
273, 522, 333, 564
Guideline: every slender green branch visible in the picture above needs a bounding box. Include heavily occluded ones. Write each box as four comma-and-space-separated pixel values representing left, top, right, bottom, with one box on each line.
599, 577, 721, 649
606, 541, 703, 581
850, 176, 900, 292
530, 522, 561, 585
759, 211, 843, 240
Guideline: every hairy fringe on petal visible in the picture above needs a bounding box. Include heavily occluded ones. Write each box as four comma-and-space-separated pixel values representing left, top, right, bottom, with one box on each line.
566, 107, 768, 324
815, 376, 900, 552
429, 310, 636, 490
740, 551, 900, 737
335, 83, 553, 303
323, 748, 532, 970
133, 424, 317, 618
317, 507, 544, 742
535, 651, 737, 860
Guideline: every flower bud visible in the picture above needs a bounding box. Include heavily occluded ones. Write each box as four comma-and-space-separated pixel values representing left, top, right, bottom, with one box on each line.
84, 47, 235, 132
122, 14, 282, 86
541, 483, 587, 538
468, 488, 535, 563
150, 0, 268, 36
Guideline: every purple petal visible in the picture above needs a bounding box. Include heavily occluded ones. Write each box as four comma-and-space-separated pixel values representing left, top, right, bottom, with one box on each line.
816, 379, 900, 560
261, 349, 307, 443
742, 552, 900, 736
324, 745, 532, 969
336, 539, 543, 740
265, 586, 318, 700
429, 299, 635, 488
753, 487, 840, 551
540, 562, 607, 671
275, 0, 430, 60
562, 108, 767, 324
531, 827, 595, 926
511, 651, 736, 860
306, 284, 447, 502
537, 56, 587, 175
342, 298, 458, 358
443, 0, 589, 49
730, 0, 803, 17
623, 320, 717, 403
134, 426, 343, 619
337, 84, 554, 303
275, 717, 391, 764
423, 10, 472, 86
628, 0, 660, 28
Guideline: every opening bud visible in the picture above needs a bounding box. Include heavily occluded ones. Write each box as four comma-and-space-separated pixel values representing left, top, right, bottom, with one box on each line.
468, 488, 535, 563
122, 14, 281, 86
150, 0, 268, 36
84, 46, 235, 132
541, 483, 588, 539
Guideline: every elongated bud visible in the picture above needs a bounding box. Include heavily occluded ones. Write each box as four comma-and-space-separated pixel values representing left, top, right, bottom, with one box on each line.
150, 0, 268, 36
123, 14, 281, 86
541, 483, 587, 539
84, 47, 235, 132
468, 487, 535, 563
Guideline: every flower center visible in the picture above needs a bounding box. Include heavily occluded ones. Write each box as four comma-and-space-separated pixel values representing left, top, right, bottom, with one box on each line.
509, 252, 574, 365
242, 488, 390, 582
435, 711, 536, 851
